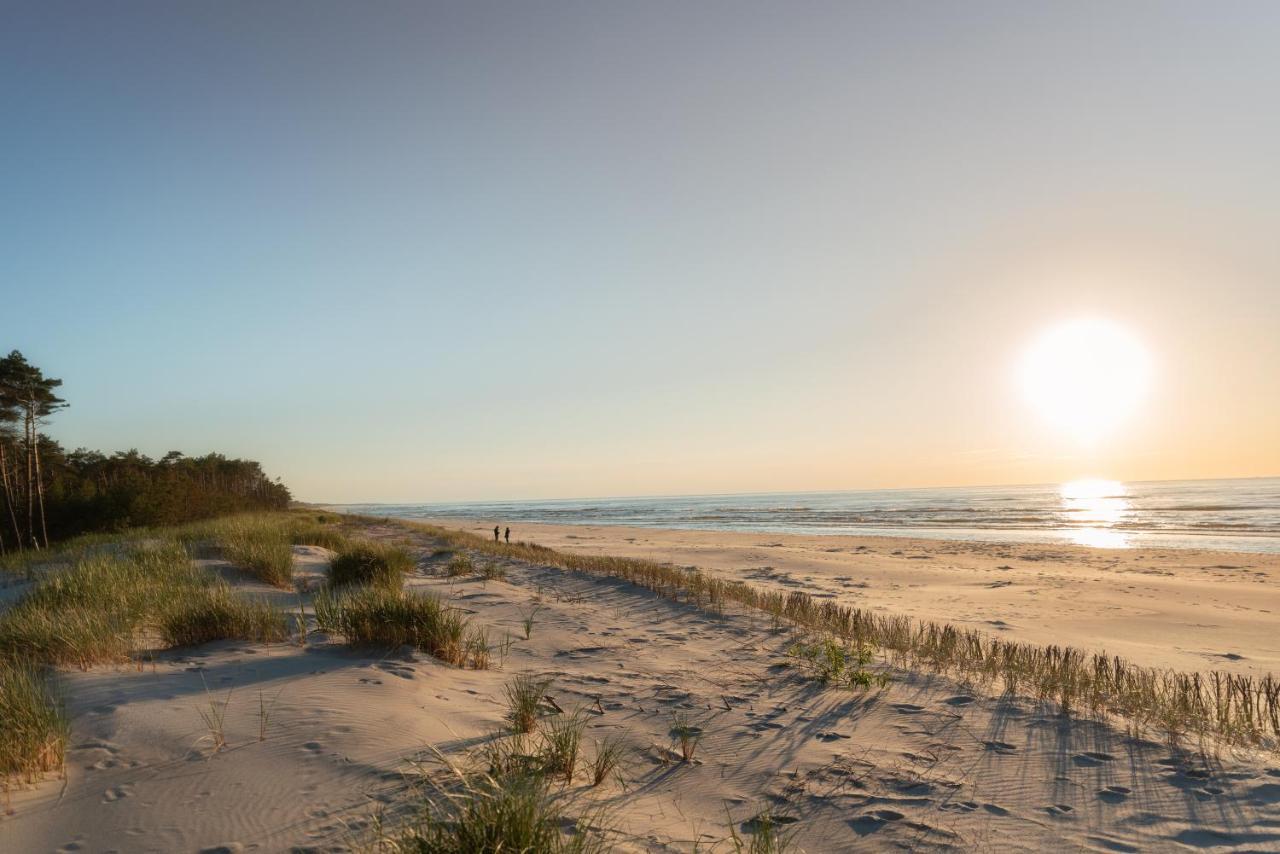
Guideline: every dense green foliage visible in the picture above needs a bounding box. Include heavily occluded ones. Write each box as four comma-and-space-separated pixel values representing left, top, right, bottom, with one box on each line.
0, 350, 289, 553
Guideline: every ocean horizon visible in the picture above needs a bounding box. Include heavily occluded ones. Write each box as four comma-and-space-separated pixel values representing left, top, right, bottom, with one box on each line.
328, 476, 1280, 554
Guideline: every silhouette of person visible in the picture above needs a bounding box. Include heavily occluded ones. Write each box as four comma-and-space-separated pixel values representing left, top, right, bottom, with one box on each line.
504, 527, 510, 544
493, 525, 500, 542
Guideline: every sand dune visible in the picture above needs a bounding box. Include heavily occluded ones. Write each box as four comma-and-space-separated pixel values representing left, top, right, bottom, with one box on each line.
4, 525, 1280, 851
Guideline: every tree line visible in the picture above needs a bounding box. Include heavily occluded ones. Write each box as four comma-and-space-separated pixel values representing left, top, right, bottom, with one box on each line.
0, 350, 290, 553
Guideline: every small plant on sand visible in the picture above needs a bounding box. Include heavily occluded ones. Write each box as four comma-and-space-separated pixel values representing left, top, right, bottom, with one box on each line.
727, 807, 797, 854
481, 562, 506, 582
519, 604, 543, 640
588, 735, 625, 787
197, 679, 231, 756
506, 674, 551, 734
393, 766, 608, 853
445, 554, 475, 577
0, 659, 68, 784
670, 711, 703, 762
541, 709, 587, 783
787, 634, 888, 690
466, 628, 492, 670
257, 688, 283, 742
313, 584, 340, 633
328, 539, 415, 590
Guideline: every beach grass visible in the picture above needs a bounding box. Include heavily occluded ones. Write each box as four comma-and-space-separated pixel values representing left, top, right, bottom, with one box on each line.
328, 539, 415, 589
0, 541, 288, 668
0, 659, 68, 786
311, 584, 486, 668
392, 767, 607, 854
445, 553, 474, 577
216, 518, 295, 587
505, 674, 551, 734
540, 708, 587, 783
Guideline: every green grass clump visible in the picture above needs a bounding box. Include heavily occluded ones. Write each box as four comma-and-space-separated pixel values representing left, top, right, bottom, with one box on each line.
787, 634, 888, 689
0, 541, 288, 667
541, 709, 587, 783
218, 519, 295, 587
445, 554, 474, 577
312, 586, 485, 668
0, 660, 68, 785
395, 770, 606, 854
728, 807, 798, 854
329, 539, 415, 589
588, 735, 624, 787
157, 587, 289, 647
505, 674, 551, 734
288, 519, 350, 552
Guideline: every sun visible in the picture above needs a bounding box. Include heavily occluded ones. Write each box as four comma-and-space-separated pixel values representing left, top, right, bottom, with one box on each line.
1019, 319, 1152, 444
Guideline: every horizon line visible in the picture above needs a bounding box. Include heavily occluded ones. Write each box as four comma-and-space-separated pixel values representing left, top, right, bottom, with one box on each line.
307, 472, 1280, 509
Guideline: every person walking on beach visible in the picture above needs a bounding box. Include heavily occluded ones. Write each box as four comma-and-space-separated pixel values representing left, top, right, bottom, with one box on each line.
493, 525, 500, 542
504, 527, 510, 544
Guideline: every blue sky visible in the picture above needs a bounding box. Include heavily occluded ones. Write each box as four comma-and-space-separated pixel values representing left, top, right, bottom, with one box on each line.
3, 2, 1278, 501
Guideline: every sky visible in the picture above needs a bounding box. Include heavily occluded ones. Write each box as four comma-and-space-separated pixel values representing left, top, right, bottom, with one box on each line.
2, 2, 1277, 503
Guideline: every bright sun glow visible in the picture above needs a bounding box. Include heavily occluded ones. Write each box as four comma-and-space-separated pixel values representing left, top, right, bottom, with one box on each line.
1019, 319, 1152, 444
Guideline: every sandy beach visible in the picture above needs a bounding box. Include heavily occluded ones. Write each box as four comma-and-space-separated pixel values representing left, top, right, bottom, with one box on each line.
432, 519, 1280, 677
4, 518, 1280, 852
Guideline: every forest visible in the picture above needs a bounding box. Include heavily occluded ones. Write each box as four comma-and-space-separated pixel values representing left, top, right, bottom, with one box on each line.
0, 350, 290, 553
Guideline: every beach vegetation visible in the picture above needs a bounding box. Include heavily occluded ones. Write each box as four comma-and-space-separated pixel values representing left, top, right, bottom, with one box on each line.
670, 711, 703, 762
0, 659, 67, 785
311, 584, 486, 668
445, 553, 474, 577
391, 765, 608, 854
0, 541, 288, 668
787, 633, 888, 689
727, 807, 797, 854
540, 708, 587, 783
506, 674, 552, 734
588, 735, 624, 787
217, 517, 295, 587
329, 539, 415, 589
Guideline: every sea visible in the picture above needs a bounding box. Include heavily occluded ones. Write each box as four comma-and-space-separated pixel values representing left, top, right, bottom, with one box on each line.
329, 477, 1280, 554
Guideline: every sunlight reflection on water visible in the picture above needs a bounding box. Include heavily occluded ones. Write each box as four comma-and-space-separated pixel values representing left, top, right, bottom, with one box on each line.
1060, 479, 1132, 548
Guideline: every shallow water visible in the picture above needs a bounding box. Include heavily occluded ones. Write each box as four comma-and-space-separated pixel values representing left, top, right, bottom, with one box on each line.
331, 477, 1280, 554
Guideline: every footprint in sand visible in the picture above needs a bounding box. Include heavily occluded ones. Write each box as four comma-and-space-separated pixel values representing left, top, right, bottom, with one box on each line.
1045, 803, 1075, 817
1073, 752, 1116, 766
102, 784, 134, 803
943, 695, 975, 707
983, 741, 1017, 753
939, 801, 980, 813
1098, 786, 1132, 803
891, 703, 926, 715
850, 810, 905, 834
374, 662, 415, 679
816, 731, 851, 742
